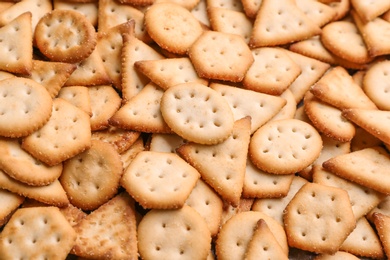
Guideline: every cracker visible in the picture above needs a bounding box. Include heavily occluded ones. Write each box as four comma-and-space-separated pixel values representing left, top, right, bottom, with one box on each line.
134, 57, 208, 91
310, 66, 378, 110
0, 12, 33, 75
149, 133, 186, 153
109, 83, 172, 134
219, 197, 254, 227
304, 91, 356, 142
249, 0, 321, 48
366, 196, 390, 223
0, 77, 52, 138
242, 47, 301, 95
244, 219, 289, 260
342, 108, 390, 145
208, 7, 253, 44
313, 166, 385, 220
0, 169, 69, 207
91, 126, 141, 154
57, 86, 92, 116
71, 192, 138, 259
206, 0, 244, 12
138, 204, 211, 260
351, 127, 383, 152
188, 30, 254, 82
351, 0, 390, 22
362, 60, 390, 110
251, 175, 307, 225
215, 211, 289, 259
121, 151, 200, 209
241, 0, 261, 19
177, 117, 251, 206
210, 82, 286, 134
34, 9, 97, 63
295, 0, 336, 27
249, 118, 322, 175
284, 182, 356, 254
0, 189, 24, 227
323, 147, 390, 195
53, 0, 98, 27
120, 136, 145, 171
0, 137, 63, 186
120, 32, 164, 101
154, 0, 201, 10
22, 98, 91, 166
340, 216, 385, 259
59, 140, 123, 211
27, 60, 77, 98
88, 84, 121, 131
58, 203, 87, 227
268, 89, 297, 122
144, 2, 203, 55
191, 0, 210, 27
0, 206, 76, 259
185, 178, 224, 237
160, 82, 235, 145
321, 21, 373, 64
372, 212, 390, 259
328, 0, 350, 21
314, 251, 360, 260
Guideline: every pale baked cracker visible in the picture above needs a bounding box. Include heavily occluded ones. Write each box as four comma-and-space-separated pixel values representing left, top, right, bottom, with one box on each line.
191, 0, 210, 27
0, 189, 24, 227
34, 9, 97, 63
351, 0, 390, 22
285, 49, 330, 103
88, 84, 121, 131
121, 32, 164, 101
117, 0, 154, 5
0, 77, 53, 138
96, 20, 135, 90
313, 166, 385, 220
372, 212, 390, 259
53, 0, 98, 27
340, 216, 385, 259
134, 57, 208, 90
160, 82, 235, 145
295, 0, 336, 28
206, 0, 244, 12
304, 91, 356, 142
0, 206, 76, 259
366, 196, 390, 223
310, 66, 378, 110
0, 137, 63, 186
351, 126, 383, 152
363, 60, 390, 110
138, 204, 211, 260
0, 169, 69, 207
91, 126, 141, 154
149, 133, 186, 153
314, 251, 360, 260
268, 89, 297, 122
241, 0, 262, 19
210, 82, 286, 134
59, 203, 87, 227
97, 0, 151, 42
60, 140, 123, 211
120, 136, 145, 171
328, 0, 350, 21
249, 0, 321, 48
189, 30, 254, 82
121, 151, 200, 209
0, 12, 33, 75
185, 178, 224, 237
323, 147, 390, 195
321, 21, 373, 64
342, 108, 390, 145
57, 86, 92, 116
208, 7, 253, 44
251, 175, 307, 225
144, 2, 203, 55
243, 158, 294, 199
154, 0, 201, 10
26, 60, 77, 98
283, 182, 356, 254
352, 10, 390, 57
249, 118, 322, 175
216, 211, 289, 259
71, 192, 138, 259
244, 219, 289, 260
64, 47, 112, 86
109, 83, 172, 134
219, 197, 254, 227
22, 98, 91, 166
176, 117, 251, 207
242, 47, 301, 96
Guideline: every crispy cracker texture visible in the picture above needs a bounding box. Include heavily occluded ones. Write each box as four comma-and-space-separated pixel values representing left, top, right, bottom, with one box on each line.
1, 0, 390, 259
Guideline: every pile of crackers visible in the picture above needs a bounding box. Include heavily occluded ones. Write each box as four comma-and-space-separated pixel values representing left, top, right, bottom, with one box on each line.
1, 0, 390, 259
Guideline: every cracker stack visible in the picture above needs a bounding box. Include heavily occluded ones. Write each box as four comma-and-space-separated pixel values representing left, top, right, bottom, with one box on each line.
0, 0, 390, 259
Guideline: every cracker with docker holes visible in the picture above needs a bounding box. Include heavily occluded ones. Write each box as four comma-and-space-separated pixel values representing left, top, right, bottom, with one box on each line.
0, 189, 24, 227
363, 60, 390, 111
57, 86, 92, 116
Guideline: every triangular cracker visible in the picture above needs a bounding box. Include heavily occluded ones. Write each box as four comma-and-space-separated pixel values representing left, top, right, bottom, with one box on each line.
249, 0, 321, 47
372, 212, 390, 259
0, 12, 33, 75
351, 0, 390, 22
295, 0, 336, 28
71, 192, 138, 259
177, 117, 251, 206
310, 66, 378, 110
0, 189, 24, 226
109, 83, 172, 133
